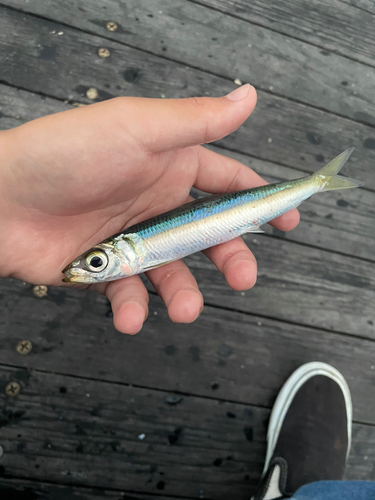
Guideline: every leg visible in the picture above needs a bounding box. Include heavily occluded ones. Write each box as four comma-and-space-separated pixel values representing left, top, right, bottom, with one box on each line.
253, 362, 352, 499
293, 480, 375, 500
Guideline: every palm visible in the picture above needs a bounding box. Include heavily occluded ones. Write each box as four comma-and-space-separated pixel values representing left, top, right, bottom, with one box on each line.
0, 91, 299, 333
3, 101, 196, 285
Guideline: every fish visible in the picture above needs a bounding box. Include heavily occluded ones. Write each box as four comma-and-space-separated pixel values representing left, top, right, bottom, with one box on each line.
63, 148, 362, 284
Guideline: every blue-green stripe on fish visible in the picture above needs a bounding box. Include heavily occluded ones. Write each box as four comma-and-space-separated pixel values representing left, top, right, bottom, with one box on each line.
62, 148, 363, 284
124, 181, 293, 239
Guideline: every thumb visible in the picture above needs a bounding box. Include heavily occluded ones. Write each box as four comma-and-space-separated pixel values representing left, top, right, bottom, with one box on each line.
118, 84, 257, 153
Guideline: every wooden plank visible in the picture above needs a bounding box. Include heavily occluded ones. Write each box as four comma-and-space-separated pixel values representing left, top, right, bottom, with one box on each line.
0, 8, 375, 190
1, 83, 373, 262
339, 0, 375, 15
1, 280, 375, 423
185, 233, 375, 339
0, 365, 373, 499
1, 2, 375, 126
195, 0, 375, 68
0, 478, 174, 500
346, 422, 375, 481
0, 84, 71, 130
0, 365, 266, 498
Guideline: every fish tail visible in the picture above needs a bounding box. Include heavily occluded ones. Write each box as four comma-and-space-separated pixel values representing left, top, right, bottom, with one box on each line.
313, 147, 364, 191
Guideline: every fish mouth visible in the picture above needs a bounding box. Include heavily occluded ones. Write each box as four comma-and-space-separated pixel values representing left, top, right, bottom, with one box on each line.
62, 268, 91, 284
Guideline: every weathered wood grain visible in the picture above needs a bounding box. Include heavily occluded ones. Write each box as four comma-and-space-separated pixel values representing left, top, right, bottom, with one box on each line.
1, 1, 375, 126
347, 422, 375, 480
0, 8, 374, 190
1, 280, 375, 423
340, 0, 375, 15
0, 365, 266, 499
0, 83, 373, 262
0, 84, 70, 130
0, 478, 175, 500
0, 365, 373, 499
197, 0, 375, 67
186, 233, 375, 338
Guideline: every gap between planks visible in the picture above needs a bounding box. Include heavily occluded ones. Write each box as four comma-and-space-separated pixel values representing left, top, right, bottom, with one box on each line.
0, 360, 373, 427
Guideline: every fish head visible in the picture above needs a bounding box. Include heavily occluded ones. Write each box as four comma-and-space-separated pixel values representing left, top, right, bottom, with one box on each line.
62, 235, 143, 284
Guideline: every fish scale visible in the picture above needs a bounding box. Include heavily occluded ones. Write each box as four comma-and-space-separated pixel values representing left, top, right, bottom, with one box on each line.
140, 179, 315, 266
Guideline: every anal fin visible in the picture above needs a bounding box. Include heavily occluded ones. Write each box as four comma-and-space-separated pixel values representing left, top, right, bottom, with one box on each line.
245, 227, 265, 234
142, 260, 175, 272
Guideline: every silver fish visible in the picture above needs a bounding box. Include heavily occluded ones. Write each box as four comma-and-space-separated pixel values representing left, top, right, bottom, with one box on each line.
63, 148, 362, 284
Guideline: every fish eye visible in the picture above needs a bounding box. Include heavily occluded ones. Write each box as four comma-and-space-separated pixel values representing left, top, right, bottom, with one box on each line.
85, 251, 108, 272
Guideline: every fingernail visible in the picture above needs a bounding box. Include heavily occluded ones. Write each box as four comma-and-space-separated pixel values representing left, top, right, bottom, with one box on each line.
226, 83, 251, 101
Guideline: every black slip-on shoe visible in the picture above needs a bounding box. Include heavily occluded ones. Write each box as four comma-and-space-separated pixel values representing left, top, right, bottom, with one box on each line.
253, 362, 352, 500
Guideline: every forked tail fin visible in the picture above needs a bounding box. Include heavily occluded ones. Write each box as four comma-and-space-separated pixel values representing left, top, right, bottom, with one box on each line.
313, 147, 363, 191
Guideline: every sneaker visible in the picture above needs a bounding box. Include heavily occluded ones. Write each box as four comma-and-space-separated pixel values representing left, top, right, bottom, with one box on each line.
253, 361, 352, 500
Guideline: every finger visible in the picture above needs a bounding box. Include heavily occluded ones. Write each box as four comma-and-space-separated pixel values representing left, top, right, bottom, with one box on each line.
105, 275, 149, 335
146, 260, 203, 324
117, 84, 257, 153
195, 146, 300, 231
203, 236, 257, 291
269, 209, 300, 232
173, 192, 257, 291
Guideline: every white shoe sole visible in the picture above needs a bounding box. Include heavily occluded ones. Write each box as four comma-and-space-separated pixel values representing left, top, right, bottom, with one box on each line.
263, 361, 353, 475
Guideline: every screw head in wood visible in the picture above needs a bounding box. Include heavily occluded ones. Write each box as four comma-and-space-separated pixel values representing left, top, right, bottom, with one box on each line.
33, 285, 48, 298
16, 340, 33, 355
5, 382, 20, 396
106, 21, 118, 32
86, 88, 98, 100
98, 48, 110, 58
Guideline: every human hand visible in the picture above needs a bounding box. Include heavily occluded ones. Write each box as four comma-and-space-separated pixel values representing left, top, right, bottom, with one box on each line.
0, 84, 299, 334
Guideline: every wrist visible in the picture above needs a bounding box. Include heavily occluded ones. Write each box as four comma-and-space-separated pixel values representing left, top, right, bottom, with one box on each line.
0, 129, 24, 278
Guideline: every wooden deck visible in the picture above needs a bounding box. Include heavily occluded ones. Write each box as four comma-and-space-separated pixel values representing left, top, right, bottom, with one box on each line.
0, 1, 374, 498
